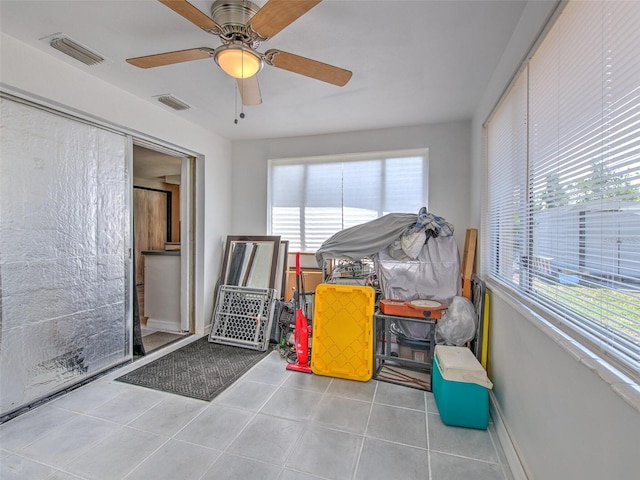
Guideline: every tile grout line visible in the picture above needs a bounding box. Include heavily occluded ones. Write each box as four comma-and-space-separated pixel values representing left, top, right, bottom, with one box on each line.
428, 448, 507, 466
278, 375, 340, 476
195, 363, 295, 479
425, 390, 433, 480
7, 349, 514, 480
6, 411, 131, 472
487, 422, 512, 479
59, 350, 277, 477
350, 379, 378, 480
120, 435, 174, 480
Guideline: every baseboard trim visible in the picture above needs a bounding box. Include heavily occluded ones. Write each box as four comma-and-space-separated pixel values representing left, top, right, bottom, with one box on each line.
145, 318, 182, 333
490, 391, 529, 480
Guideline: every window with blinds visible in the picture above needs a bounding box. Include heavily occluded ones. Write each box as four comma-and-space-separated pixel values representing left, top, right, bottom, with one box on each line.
486, 0, 640, 374
268, 150, 429, 252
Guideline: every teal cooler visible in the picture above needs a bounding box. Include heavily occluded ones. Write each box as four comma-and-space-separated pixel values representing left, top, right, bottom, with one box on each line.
432, 345, 493, 429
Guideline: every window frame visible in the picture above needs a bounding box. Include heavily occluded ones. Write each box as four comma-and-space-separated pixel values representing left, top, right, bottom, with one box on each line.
483, 0, 640, 379
267, 148, 429, 252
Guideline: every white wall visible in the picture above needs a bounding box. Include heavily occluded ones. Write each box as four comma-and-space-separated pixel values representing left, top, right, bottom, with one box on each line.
230, 121, 472, 254
0, 33, 232, 335
471, 2, 640, 479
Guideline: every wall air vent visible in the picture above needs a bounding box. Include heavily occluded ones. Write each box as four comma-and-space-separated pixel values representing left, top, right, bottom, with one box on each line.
49, 36, 104, 66
155, 95, 191, 111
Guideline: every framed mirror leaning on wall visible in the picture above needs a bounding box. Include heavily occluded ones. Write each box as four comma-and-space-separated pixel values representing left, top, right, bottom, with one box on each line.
220, 235, 282, 291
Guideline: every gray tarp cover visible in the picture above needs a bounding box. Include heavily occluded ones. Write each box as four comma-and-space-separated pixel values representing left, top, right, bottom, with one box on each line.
315, 212, 461, 340
315, 213, 418, 267
374, 236, 460, 303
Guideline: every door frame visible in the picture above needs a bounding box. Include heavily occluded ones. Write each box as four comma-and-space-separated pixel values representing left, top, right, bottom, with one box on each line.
132, 138, 196, 334
0, 89, 204, 382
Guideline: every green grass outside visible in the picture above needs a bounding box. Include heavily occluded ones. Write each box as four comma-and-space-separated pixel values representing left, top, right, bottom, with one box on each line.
534, 279, 640, 344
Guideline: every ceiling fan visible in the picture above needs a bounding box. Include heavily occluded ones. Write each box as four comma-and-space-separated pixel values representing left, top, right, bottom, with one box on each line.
126, 0, 353, 105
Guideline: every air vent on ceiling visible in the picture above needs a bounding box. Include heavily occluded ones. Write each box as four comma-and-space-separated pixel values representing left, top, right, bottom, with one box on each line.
49, 35, 104, 66
155, 95, 191, 111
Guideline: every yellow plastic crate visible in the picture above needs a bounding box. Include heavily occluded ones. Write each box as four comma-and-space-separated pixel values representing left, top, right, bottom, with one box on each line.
311, 284, 375, 381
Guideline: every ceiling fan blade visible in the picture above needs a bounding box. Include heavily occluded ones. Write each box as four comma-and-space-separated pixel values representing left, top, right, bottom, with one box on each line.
158, 0, 220, 32
236, 76, 262, 106
127, 48, 215, 68
247, 0, 322, 40
265, 49, 352, 86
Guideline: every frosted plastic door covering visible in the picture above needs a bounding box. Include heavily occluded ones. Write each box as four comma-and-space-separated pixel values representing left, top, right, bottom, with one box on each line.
0, 98, 129, 417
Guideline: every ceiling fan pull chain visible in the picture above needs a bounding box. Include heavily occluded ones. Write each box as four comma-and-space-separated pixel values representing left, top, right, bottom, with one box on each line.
234, 82, 239, 124
233, 47, 243, 124
234, 80, 246, 124
240, 47, 245, 119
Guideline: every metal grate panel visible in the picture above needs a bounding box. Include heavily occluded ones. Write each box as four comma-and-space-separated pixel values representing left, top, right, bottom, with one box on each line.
209, 285, 276, 351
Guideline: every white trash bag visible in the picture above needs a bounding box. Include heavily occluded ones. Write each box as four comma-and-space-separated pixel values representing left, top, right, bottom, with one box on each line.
435, 296, 477, 346
400, 230, 426, 259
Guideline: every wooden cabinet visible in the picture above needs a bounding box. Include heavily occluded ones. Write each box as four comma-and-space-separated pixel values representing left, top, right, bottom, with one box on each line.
134, 188, 167, 286
284, 269, 324, 302
283, 252, 326, 302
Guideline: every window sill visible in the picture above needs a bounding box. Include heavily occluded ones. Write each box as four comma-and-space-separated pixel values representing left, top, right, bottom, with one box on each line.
486, 278, 640, 414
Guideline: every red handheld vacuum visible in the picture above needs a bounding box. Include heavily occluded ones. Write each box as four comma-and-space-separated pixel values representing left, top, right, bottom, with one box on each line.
286, 252, 312, 373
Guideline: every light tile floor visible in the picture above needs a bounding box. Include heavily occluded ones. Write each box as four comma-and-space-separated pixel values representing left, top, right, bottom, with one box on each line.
0, 339, 514, 480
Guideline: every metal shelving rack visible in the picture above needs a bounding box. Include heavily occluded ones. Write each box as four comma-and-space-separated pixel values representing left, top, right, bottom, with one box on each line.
373, 310, 436, 391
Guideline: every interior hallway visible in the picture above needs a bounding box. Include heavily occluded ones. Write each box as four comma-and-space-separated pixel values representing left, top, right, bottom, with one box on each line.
0, 338, 513, 480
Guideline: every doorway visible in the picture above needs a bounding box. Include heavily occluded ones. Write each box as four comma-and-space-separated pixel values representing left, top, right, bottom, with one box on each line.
132, 142, 194, 354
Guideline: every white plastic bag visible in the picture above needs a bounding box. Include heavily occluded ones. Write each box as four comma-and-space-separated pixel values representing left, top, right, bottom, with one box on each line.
435, 296, 477, 346
401, 230, 426, 259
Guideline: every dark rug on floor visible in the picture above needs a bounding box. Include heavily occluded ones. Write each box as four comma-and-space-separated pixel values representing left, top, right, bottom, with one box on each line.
116, 337, 270, 401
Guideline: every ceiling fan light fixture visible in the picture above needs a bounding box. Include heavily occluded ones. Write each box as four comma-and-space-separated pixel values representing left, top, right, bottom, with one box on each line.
214, 44, 262, 79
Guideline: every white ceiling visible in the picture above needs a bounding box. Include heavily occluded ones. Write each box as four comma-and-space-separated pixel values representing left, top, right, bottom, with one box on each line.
0, 0, 529, 142
132, 145, 182, 179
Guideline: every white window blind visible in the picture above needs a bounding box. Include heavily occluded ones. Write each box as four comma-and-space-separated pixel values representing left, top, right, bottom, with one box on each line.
486, 0, 640, 374
487, 69, 528, 287
269, 151, 428, 252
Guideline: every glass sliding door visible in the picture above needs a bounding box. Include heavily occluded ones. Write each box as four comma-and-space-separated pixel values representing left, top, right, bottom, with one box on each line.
0, 97, 130, 418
